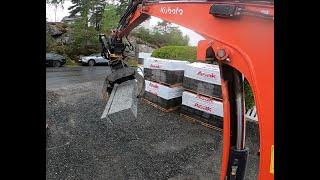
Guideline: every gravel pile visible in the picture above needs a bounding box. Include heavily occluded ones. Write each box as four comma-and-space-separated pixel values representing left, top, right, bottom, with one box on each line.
46, 90, 59, 105
46, 68, 259, 180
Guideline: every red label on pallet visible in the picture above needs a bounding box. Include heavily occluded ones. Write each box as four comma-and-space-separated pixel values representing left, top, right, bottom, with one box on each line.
196, 71, 216, 79
150, 64, 161, 68
196, 94, 214, 102
182, 91, 223, 117
194, 103, 212, 112
149, 82, 159, 88
145, 80, 183, 100
184, 62, 221, 85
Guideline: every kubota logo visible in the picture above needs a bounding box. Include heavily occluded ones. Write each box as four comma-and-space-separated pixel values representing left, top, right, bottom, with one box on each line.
150, 64, 160, 68
160, 7, 183, 15
194, 103, 212, 112
197, 71, 216, 79
149, 82, 159, 88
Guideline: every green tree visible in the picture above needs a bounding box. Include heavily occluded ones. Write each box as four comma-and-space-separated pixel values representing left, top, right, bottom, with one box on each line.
68, 0, 107, 30
68, 0, 86, 17
131, 21, 189, 47
89, 0, 106, 30
151, 46, 197, 62
46, 32, 55, 52
69, 17, 99, 57
169, 30, 189, 46
101, 4, 120, 34
156, 21, 172, 34
116, 0, 130, 16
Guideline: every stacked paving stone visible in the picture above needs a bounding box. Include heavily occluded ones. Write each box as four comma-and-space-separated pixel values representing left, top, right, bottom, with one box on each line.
144, 68, 184, 85
143, 57, 189, 109
181, 62, 224, 129
183, 62, 222, 98
144, 57, 189, 85
138, 52, 151, 65
144, 80, 184, 109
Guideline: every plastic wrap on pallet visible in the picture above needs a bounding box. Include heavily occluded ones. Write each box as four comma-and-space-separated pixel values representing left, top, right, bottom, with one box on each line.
144, 91, 182, 109
182, 91, 223, 117
145, 80, 183, 100
138, 53, 152, 64
184, 62, 221, 85
138, 52, 152, 59
183, 76, 222, 98
143, 57, 190, 70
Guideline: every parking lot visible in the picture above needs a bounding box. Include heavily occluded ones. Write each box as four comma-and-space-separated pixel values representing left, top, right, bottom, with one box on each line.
46, 66, 259, 180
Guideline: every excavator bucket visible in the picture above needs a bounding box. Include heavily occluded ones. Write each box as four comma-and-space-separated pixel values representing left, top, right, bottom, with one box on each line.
101, 79, 138, 122
101, 66, 145, 123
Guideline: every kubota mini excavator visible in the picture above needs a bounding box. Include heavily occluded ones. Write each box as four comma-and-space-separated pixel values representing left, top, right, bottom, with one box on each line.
99, 0, 274, 179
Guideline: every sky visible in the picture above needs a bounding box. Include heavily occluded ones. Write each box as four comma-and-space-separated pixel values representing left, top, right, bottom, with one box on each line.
46, 1, 204, 46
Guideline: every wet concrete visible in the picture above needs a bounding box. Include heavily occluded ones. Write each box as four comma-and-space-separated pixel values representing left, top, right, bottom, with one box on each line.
46, 66, 259, 180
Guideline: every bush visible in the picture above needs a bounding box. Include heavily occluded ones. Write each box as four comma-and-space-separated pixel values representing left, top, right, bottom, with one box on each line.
151, 45, 255, 110
132, 24, 189, 47
65, 56, 78, 66
46, 32, 55, 52
151, 46, 197, 62
244, 80, 255, 110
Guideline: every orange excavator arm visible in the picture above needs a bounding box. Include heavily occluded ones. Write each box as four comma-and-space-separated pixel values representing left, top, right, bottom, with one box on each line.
108, 1, 274, 179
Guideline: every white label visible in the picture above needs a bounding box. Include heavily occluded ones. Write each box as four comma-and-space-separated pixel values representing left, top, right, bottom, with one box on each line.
182, 91, 223, 117
145, 80, 183, 100
184, 62, 221, 85
143, 57, 189, 70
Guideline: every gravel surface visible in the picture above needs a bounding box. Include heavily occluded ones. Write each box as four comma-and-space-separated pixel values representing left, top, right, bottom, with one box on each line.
46, 67, 259, 180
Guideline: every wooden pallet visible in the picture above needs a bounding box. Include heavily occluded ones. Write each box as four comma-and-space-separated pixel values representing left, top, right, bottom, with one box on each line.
159, 81, 183, 88
141, 98, 180, 112
180, 113, 222, 131
183, 88, 223, 101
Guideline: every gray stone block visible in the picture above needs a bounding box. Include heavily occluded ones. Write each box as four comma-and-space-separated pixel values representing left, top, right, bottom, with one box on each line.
138, 58, 144, 64
143, 91, 182, 109
101, 80, 138, 125
183, 76, 222, 98
106, 67, 135, 82
144, 68, 184, 85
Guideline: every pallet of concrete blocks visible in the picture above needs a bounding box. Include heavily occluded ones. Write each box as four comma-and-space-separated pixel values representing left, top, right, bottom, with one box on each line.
180, 91, 224, 130
143, 57, 190, 86
142, 80, 184, 112
138, 52, 151, 65
183, 62, 222, 99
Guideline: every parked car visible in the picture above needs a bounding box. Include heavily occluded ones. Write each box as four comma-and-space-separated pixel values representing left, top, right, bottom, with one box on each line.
79, 53, 110, 66
46, 53, 66, 67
